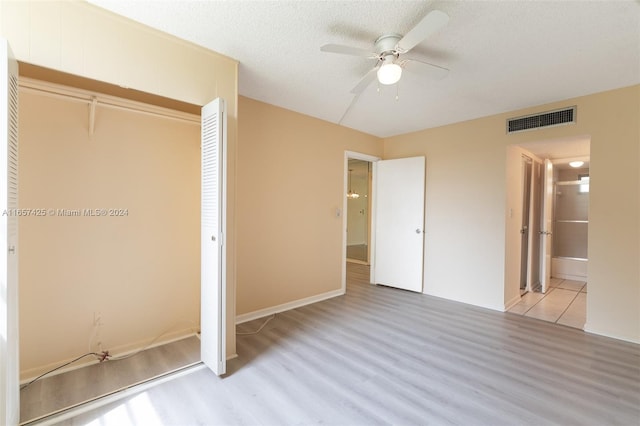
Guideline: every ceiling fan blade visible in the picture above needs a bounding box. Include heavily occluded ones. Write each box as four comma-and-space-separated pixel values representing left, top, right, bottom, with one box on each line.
321, 44, 378, 58
400, 58, 449, 79
350, 67, 378, 94
338, 93, 361, 125
396, 10, 449, 53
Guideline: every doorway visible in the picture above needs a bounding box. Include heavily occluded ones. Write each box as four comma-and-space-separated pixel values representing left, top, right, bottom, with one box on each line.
507, 136, 590, 329
342, 152, 427, 294
342, 151, 379, 292
346, 159, 372, 264
519, 154, 544, 295
14, 76, 224, 423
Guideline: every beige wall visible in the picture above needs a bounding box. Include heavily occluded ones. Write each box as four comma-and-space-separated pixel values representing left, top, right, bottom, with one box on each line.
385, 111, 508, 310
385, 85, 640, 343
18, 90, 201, 379
579, 86, 639, 342
0, 1, 235, 107
236, 97, 382, 316
1, 1, 239, 359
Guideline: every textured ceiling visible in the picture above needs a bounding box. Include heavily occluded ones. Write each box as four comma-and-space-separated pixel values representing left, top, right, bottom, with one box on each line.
88, 0, 639, 140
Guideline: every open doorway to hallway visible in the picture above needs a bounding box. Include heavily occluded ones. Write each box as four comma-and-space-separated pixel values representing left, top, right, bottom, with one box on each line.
343, 153, 426, 294
341, 151, 379, 293
346, 159, 372, 264
506, 135, 590, 330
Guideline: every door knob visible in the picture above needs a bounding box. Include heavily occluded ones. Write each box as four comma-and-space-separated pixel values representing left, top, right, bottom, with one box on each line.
416, 229, 421, 234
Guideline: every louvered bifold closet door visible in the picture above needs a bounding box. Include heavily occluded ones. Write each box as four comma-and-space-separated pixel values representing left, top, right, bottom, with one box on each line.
1, 38, 20, 426
200, 98, 227, 376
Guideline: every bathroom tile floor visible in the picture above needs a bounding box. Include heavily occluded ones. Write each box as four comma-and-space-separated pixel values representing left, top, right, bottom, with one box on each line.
508, 278, 587, 329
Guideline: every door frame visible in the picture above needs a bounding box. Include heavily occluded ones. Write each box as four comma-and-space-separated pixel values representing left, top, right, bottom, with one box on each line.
506, 136, 591, 311
342, 151, 380, 293
8, 77, 226, 419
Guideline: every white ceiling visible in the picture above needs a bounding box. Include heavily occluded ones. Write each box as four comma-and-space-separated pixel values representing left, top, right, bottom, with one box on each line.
89, 0, 639, 140
519, 134, 590, 168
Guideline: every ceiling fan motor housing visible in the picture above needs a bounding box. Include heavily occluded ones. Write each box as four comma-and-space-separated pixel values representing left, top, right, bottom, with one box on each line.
374, 34, 402, 58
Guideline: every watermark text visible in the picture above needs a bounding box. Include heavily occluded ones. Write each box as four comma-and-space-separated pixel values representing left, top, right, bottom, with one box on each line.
2, 208, 129, 217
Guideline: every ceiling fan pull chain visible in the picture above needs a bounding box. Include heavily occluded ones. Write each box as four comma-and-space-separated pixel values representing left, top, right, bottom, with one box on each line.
395, 84, 400, 101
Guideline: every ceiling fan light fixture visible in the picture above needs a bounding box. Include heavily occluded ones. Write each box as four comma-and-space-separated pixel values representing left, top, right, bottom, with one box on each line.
377, 56, 402, 85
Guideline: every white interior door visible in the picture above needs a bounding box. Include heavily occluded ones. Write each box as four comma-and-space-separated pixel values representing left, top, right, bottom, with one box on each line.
540, 159, 554, 293
527, 160, 542, 291
373, 156, 425, 292
201, 98, 226, 375
519, 156, 533, 292
1, 38, 20, 426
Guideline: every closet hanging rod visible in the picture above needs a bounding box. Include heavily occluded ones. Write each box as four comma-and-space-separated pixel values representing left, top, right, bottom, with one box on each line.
18, 78, 201, 125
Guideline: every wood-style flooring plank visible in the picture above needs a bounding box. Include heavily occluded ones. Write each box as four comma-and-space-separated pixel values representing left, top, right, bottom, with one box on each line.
53, 264, 640, 425
20, 335, 200, 423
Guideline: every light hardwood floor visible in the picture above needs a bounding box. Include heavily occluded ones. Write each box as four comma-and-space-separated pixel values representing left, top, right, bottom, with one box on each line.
43, 264, 640, 425
20, 335, 200, 423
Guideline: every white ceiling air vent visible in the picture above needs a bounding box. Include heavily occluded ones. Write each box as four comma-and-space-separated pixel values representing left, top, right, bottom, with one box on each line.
507, 106, 576, 133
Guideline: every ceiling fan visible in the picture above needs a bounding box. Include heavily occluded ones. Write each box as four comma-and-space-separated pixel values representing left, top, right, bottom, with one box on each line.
321, 10, 450, 95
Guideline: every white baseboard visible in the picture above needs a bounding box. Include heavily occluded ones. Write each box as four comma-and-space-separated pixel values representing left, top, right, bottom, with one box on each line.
236, 288, 345, 324
553, 272, 587, 281
20, 329, 197, 384
583, 323, 640, 344
504, 294, 522, 312
346, 258, 369, 265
